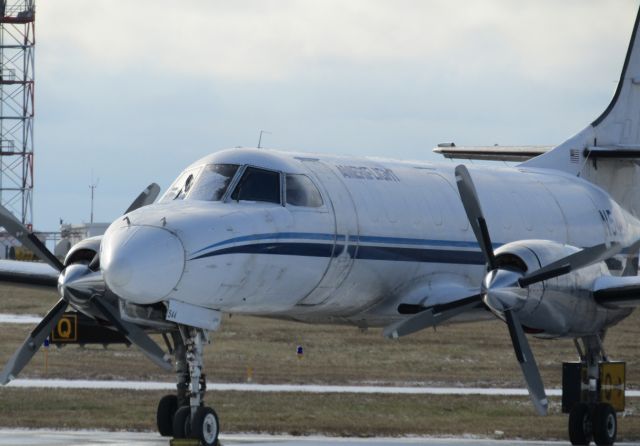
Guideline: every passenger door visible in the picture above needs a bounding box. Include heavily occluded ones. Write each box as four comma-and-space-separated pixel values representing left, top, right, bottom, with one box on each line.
296, 159, 360, 306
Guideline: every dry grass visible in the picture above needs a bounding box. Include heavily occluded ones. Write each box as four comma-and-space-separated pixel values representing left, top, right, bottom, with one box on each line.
1, 284, 640, 439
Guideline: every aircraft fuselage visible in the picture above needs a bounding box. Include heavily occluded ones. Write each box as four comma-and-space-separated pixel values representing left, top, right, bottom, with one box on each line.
100, 148, 639, 337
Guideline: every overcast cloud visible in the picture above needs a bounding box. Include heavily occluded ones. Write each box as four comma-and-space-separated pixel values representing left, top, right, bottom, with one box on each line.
28, 0, 638, 230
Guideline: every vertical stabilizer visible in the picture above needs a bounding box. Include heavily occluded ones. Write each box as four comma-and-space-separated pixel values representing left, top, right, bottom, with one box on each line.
523, 6, 640, 218
524, 6, 640, 173
591, 6, 640, 140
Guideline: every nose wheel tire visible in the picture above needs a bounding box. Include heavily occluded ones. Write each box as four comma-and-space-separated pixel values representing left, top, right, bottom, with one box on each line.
191, 406, 220, 446
156, 394, 178, 437
569, 403, 593, 445
593, 403, 617, 446
172, 406, 192, 439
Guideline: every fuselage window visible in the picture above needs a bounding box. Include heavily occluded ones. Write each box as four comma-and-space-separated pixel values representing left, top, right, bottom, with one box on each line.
286, 174, 323, 207
188, 164, 239, 201
231, 167, 281, 204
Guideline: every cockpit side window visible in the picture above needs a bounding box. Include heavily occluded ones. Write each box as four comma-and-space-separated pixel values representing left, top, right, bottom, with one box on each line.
285, 174, 323, 207
231, 167, 281, 204
188, 164, 239, 201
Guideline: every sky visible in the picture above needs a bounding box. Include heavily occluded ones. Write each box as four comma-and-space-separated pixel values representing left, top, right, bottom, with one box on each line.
24, 0, 639, 231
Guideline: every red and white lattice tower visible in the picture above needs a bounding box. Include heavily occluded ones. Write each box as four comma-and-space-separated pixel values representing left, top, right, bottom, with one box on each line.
0, 0, 34, 227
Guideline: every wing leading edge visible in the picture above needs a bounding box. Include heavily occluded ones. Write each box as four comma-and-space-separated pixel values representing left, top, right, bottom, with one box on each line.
593, 275, 640, 308
0, 259, 59, 288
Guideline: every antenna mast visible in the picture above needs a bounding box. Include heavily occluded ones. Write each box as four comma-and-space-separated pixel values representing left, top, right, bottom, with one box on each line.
257, 130, 271, 149
89, 176, 99, 224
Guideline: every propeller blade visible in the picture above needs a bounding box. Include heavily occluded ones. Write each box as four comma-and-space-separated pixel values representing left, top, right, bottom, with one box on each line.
0, 204, 64, 272
0, 298, 68, 384
454, 165, 496, 269
90, 297, 172, 371
504, 309, 548, 415
384, 294, 482, 338
124, 183, 161, 214
518, 242, 622, 287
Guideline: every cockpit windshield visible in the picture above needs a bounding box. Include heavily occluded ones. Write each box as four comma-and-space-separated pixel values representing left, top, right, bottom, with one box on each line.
159, 164, 239, 203
189, 164, 240, 201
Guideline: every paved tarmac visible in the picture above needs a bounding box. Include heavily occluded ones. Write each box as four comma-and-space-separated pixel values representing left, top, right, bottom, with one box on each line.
2, 430, 639, 446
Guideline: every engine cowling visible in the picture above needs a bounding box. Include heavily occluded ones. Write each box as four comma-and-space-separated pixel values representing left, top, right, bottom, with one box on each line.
64, 236, 102, 267
487, 240, 609, 337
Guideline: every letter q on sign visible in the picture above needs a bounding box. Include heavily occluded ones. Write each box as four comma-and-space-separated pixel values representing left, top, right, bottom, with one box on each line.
51, 314, 77, 342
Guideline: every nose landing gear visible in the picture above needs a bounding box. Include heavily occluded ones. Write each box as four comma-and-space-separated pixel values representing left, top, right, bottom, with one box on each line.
156, 327, 220, 446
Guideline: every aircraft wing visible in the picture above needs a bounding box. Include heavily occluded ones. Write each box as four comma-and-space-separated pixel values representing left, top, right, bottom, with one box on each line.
433, 144, 553, 162
593, 275, 640, 308
0, 259, 59, 287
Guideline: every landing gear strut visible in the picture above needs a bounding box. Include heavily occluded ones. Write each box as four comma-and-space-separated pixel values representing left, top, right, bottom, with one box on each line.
156, 327, 219, 446
563, 335, 624, 446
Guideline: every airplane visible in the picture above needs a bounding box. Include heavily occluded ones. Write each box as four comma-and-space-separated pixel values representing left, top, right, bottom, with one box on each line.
2, 5, 640, 446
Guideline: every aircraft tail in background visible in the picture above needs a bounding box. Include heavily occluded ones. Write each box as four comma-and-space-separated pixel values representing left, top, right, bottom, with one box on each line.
522, 6, 640, 218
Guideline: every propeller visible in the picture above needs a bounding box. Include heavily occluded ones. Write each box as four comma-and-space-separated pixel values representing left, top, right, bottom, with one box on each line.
0, 184, 170, 384
124, 183, 160, 214
454, 165, 497, 270
454, 164, 626, 415
518, 241, 621, 287
455, 165, 550, 414
383, 294, 482, 339
0, 298, 67, 384
504, 309, 548, 415
0, 204, 63, 272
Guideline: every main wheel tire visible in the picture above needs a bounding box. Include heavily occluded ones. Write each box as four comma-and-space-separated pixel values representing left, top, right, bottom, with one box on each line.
593, 403, 617, 446
172, 406, 191, 439
156, 394, 178, 437
569, 403, 593, 445
190, 406, 220, 446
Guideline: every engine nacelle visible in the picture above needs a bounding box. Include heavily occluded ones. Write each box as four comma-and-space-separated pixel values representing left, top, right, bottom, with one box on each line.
491, 240, 609, 338
64, 235, 102, 266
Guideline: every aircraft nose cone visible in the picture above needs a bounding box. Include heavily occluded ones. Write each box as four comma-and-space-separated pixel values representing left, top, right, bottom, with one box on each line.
101, 224, 185, 304
482, 268, 527, 313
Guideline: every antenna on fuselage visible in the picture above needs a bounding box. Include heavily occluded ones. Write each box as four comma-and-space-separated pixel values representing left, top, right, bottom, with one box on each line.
257, 130, 271, 148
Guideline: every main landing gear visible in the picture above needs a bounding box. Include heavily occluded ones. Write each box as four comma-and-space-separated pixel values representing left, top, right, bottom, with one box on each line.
156, 327, 220, 446
563, 335, 625, 446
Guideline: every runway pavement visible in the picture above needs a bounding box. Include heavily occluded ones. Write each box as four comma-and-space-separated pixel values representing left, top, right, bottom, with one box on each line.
0, 430, 582, 446
2, 430, 640, 446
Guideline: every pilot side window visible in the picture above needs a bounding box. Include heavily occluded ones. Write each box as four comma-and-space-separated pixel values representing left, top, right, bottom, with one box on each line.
231, 167, 281, 204
286, 174, 323, 207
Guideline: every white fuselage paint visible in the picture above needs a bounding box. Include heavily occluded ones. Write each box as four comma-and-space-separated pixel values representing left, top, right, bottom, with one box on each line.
102, 149, 640, 336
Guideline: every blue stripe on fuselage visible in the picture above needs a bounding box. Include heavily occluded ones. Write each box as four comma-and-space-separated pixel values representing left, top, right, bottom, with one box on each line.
354, 235, 483, 248
191, 232, 345, 255
192, 232, 491, 256
189, 233, 492, 265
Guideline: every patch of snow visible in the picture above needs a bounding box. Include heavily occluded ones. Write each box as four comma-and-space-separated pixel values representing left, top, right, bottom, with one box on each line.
0, 313, 41, 324
6, 379, 640, 397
